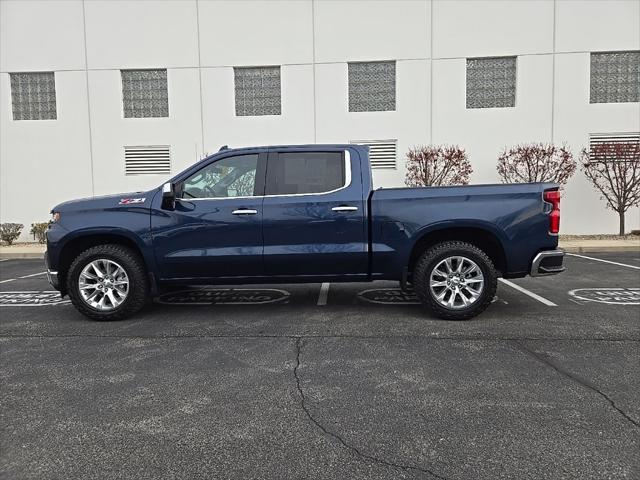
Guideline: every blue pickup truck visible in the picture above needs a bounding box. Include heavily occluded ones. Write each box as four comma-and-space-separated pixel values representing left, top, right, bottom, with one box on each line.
46, 144, 564, 321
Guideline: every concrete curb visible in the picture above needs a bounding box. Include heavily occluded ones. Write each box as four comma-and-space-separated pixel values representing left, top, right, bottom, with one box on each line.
0, 252, 45, 260
561, 245, 640, 253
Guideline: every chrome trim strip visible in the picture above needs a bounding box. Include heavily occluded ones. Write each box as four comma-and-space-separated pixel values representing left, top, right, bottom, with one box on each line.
177, 150, 352, 202
530, 249, 565, 277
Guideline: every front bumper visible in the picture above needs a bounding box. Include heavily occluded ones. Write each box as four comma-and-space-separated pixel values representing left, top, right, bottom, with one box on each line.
530, 249, 565, 276
44, 250, 60, 290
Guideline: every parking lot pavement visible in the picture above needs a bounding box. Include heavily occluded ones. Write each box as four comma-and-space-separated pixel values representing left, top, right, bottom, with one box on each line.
1, 253, 639, 479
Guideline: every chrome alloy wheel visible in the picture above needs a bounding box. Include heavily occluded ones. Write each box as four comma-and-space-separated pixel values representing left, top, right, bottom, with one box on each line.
429, 256, 485, 310
78, 259, 130, 310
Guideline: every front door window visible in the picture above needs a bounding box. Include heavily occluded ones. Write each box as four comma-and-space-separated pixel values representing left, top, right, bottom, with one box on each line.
182, 154, 259, 199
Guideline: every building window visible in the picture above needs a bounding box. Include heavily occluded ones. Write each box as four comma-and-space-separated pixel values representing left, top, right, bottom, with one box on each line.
590, 51, 640, 104
348, 61, 396, 112
121, 69, 169, 118
234, 66, 281, 116
466, 57, 516, 109
10, 72, 57, 120
351, 140, 397, 169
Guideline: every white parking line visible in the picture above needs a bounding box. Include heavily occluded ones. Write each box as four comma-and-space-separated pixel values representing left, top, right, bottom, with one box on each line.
567, 253, 640, 270
0, 259, 9, 262
499, 278, 557, 306
0, 271, 46, 284
18, 271, 46, 279
317, 282, 330, 306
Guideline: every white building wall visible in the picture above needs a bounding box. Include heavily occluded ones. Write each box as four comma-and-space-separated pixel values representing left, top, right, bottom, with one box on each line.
1, 0, 639, 238
0, 0, 93, 233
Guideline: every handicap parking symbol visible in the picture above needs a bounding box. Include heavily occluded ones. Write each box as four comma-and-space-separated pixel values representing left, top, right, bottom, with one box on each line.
568, 288, 640, 305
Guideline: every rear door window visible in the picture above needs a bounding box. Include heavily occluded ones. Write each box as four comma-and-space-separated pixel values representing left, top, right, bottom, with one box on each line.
265, 152, 345, 195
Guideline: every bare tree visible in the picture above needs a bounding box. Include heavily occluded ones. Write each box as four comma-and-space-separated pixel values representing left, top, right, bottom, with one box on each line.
405, 145, 472, 187
580, 140, 640, 236
497, 143, 576, 187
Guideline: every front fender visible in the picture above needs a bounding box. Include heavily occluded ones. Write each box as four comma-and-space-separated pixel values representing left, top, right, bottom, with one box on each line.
47, 224, 156, 277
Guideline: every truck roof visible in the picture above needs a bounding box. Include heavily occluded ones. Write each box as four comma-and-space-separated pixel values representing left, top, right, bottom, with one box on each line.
213, 144, 363, 155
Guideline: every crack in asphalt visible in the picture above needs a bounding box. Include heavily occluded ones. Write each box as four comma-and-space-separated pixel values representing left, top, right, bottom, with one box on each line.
293, 337, 448, 480
515, 341, 640, 429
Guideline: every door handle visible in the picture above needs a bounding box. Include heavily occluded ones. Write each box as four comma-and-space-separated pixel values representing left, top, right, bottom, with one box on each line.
232, 209, 258, 215
332, 206, 358, 212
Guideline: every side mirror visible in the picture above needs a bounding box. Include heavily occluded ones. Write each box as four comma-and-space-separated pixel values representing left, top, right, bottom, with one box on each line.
161, 182, 175, 210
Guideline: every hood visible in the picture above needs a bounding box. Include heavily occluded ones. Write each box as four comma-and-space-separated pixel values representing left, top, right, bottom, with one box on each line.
52, 191, 154, 212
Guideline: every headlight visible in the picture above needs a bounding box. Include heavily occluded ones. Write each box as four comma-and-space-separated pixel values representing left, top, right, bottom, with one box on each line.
51, 211, 61, 223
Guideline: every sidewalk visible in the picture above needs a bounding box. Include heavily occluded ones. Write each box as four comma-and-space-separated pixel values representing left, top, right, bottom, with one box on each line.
1, 238, 638, 260
0, 244, 46, 259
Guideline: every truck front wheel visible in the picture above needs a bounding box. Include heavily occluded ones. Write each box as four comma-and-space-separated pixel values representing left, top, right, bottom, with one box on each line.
413, 241, 497, 321
66, 244, 149, 321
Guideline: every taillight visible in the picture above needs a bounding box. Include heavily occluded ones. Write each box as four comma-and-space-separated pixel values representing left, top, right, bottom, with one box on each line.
544, 189, 560, 234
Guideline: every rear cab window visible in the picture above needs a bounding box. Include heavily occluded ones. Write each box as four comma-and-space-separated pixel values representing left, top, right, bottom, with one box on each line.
266, 152, 346, 195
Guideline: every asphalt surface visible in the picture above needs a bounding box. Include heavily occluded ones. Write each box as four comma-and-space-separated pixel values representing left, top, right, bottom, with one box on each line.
1, 253, 639, 479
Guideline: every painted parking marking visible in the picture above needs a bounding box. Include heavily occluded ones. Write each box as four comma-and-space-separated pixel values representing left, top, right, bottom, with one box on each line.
498, 279, 557, 307
0, 271, 46, 284
156, 288, 290, 305
0, 291, 70, 306
358, 288, 421, 305
317, 282, 330, 306
567, 253, 640, 270
18, 271, 46, 279
568, 288, 640, 305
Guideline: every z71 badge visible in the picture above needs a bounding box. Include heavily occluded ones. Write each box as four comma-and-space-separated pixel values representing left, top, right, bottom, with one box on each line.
119, 198, 146, 205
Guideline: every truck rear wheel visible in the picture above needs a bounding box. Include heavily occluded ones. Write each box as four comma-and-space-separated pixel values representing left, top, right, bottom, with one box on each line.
413, 241, 497, 320
66, 244, 149, 321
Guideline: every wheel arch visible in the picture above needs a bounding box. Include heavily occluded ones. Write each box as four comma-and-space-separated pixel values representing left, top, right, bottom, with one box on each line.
407, 224, 508, 278
56, 230, 149, 295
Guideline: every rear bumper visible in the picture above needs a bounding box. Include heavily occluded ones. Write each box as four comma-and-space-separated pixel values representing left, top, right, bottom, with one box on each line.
530, 249, 565, 277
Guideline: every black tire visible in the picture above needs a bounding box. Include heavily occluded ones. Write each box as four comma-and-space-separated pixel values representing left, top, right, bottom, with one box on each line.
67, 244, 149, 321
413, 241, 497, 321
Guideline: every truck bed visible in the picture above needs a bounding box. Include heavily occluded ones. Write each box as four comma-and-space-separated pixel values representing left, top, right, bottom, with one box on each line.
370, 182, 559, 279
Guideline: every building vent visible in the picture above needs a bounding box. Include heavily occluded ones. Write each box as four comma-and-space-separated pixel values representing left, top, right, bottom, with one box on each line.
589, 133, 640, 160
351, 140, 397, 169
124, 146, 171, 175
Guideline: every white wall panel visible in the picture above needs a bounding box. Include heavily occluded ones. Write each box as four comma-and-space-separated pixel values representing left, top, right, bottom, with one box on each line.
554, 52, 640, 234
201, 65, 315, 151
315, 60, 430, 187
432, 55, 553, 181
0, 0, 86, 71
433, 0, 554, 58
556, 0, 640, 53
314, 0, 429, 63
0, 71, 93, 230
198, 0, 313, 67
84, 0, 198, 69
87, 68, 203, 195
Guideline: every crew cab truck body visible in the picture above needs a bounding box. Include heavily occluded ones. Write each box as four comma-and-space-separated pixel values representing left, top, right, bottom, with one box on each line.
46, 144, 564, 321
